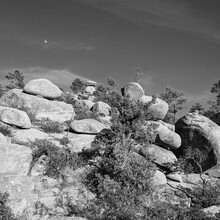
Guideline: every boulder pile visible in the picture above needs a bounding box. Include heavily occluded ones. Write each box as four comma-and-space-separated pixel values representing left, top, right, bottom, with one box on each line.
0, 79, 219, 219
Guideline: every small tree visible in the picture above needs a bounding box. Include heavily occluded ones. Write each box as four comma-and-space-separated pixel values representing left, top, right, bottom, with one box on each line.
159, 87, 187, 124
211, 80, 220, 105
70, 78, 85, 94
133, 67, 144, 84
189, 103, 205, 114
5, 70, 24, 90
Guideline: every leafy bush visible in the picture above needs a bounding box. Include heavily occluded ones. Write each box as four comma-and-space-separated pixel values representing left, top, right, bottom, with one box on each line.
0, 192, 17, 220
37, 118, 64, 133
29, 139, 86, 178
59, 136, 71, 146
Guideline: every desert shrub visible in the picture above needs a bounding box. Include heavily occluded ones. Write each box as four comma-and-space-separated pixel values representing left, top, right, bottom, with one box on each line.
0, 124, 11, 136
72, 89, 159, 219
74, 109, 98, 120
29, 139, 86, 178
37, 118, 64, 133
59, 136, 71, 146
0, 192, 17, 220
175, 146, 208, 174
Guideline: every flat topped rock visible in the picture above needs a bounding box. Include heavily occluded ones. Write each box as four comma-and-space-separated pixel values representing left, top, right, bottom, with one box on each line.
70, 119, 108, 134
24, 78, 62, 99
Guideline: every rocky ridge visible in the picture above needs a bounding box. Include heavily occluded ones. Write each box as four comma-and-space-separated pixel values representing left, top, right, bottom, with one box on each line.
0, 79, 220, 219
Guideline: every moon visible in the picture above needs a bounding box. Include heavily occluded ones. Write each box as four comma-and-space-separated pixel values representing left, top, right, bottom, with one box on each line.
44, 40, 48, 44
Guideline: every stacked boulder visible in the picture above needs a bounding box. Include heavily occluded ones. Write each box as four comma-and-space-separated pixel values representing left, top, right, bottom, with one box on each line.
122, 82, 181, 185
1, 78, 220, 218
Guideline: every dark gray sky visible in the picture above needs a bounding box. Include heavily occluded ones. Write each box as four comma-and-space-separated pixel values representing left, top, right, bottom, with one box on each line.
0, 0, 220, 114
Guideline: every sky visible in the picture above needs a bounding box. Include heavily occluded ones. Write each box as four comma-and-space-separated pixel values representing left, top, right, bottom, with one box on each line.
0, 0, 220, 116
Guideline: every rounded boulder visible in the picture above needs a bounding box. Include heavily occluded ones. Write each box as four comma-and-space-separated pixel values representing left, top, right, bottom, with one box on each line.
24, 78, 62, 99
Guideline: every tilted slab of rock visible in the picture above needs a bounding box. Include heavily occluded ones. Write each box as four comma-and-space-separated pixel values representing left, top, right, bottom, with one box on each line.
139, 144, 177, 168
139, 95, 169, 120
70, 119, 108, 134
121, 82, 145, 101
152, 170, 167, 186
166, 172, 183, 182
24, 78, 63, 99
93, 101, 111, 116
143, 121, 181, 150
0, 89, 74, 123
175, 112, 220, 170
0, 143, 32, 176
204, 164, 220, 178
0, 108, 32, 128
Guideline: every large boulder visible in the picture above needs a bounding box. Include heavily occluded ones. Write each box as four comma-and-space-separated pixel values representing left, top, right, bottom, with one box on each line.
175, 112, 220, 170
139, 144, 177, 168
0, 89, 74, 123
70, 119, 107, 134
143, 121, 181, 150
121, 82, 145, 101
0, 108, 32, 128
0, 143, 32, 176
204, 164, 220, 178
139, 95, 169, 120
24, 78, 63, 99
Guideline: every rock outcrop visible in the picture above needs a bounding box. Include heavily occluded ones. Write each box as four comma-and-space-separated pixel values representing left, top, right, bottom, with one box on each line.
175, 112, 220, 170
0, 89, 74, 123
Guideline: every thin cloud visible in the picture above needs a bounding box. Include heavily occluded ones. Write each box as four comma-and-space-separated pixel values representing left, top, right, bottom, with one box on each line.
81, 0, 220, 44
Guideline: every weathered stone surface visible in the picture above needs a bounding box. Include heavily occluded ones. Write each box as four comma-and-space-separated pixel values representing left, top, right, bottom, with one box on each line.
175, 112, 220, 170
204, 164, 220, 178
97, 115, 112, 126
122, 82, 144, 101
83, 86, 96, 95
70, 119, 107, 134
139, 144, 177, 168
24, 78, 62, 99
0, 133, 8, 144
158, 120, 175, 132
143, 121, 181, 150
0, 108, 32, 128
145, 184, 191, 208
181, 173, 211, 185
11, 128, 49, 144
74, 99, 95, 111
0, 89, 74, 123
0, 143, 32, 176
203, 206, 220, 217
152, 170, 167, 186
166, 172, 183, 182
93, 101, 111, 116
139, 95, 168, 120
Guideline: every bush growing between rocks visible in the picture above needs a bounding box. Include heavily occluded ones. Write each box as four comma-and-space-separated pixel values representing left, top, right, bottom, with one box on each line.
37, 118, 64, 133
29, 139, 86, 178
